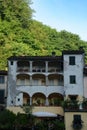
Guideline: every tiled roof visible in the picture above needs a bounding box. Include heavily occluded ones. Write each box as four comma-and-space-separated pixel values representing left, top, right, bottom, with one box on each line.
8, 55, 63, 61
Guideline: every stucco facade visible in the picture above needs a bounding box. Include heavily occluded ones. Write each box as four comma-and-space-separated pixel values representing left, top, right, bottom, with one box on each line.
6, 49, 85, 109
65, 112, 87, 130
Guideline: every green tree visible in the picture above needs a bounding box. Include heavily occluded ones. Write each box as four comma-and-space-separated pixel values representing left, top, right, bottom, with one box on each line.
0, 0, 33, 28
0, 109, 16, 129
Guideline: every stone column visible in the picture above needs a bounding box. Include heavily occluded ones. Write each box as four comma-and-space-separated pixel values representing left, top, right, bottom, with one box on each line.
46, 97, 49, 106
30, 97, 32, 106
46, 76, 48, 86
30, 75, 32, 86
30, 61, 32, 72
46, 61, 48, 72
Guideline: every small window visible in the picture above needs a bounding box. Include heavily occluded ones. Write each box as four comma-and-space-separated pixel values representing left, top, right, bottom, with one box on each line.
0, 90, 4, 104
18, 98, 20, 101
73, 115, 82, 129
0, 76, 5, 84
69, 56, 75, 65
11, 100, 13, 104
11, 61, 13, 65
70, 75, 76, 84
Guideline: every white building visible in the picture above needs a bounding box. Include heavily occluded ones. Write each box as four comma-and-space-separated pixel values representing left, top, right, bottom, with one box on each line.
6, 49, 85, 117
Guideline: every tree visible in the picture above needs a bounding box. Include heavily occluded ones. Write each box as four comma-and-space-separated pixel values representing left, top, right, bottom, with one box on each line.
0, 0, 34, 28
0, 109, 16, 129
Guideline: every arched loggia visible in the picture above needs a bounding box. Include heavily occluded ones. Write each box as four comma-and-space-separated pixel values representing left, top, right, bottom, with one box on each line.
48, 93, 63, 106
16, 74, 30, 86
32, 93, 46, 106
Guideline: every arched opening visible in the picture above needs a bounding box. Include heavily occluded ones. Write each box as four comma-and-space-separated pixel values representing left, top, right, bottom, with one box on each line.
48, 93, 63, 106
23, 93, 30, 105
32, 61, 45, 72
17, 61, 29, 72
48, 74, 64, 86
48, 61, 63, 72
32, 74, 46, 86
16, 74, 30, 86
32, 93, 46, 106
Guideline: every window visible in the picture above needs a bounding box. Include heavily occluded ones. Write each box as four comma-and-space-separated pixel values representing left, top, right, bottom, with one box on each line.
11, 100, 13, 104
18, 98, 20, 101
73, 115, 82, 129
69, 56, 75, 65
70, 75, 76, 84
11, 61, 13, 65
0, 76, 5, 84
0, 90, 4, 104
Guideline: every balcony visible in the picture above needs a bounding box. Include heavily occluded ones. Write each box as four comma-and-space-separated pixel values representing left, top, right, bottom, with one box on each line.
17, 67, 29, 73
32, 68, 45, 73
48, 67, 63, 73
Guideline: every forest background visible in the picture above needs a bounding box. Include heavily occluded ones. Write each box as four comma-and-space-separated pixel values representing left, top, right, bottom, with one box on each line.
0, 0, 87, 70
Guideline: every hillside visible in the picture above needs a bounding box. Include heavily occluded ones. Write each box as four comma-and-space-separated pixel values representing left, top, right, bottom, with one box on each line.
0, 0, 87, 70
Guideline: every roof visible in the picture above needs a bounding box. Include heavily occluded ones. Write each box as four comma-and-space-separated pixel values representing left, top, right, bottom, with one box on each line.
62, 50, 84, 55
8, 55, 63, 62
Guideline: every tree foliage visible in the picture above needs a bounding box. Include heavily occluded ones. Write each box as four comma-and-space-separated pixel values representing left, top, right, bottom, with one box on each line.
0, 109, 16, 129
0, 0, 87, 70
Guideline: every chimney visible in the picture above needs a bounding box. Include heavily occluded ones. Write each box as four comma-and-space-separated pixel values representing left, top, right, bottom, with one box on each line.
52, 52, 56, 56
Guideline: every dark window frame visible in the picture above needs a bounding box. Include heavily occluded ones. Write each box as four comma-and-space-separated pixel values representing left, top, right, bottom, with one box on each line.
73, 115, 82, 129
11, 61, 13, 65
0, 76, 5, 84
69, 56, 75, 65
70, 75, 76, 84
0, 90, 5, 104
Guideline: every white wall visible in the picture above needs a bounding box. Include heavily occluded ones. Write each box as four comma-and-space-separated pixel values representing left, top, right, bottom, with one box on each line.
63, 54, 84, 96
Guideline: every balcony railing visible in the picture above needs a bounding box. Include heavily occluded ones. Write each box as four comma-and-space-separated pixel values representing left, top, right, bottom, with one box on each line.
16, 67, 63, 73
32, 68, 45, 72
48, 67, 62, 72
17, 67, 29, 72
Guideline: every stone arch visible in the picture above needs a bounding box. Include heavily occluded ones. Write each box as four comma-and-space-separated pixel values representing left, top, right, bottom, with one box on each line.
32, 74, 46, 86
48, 93, 63, 106
17, 60, 29, 72
32, 60, 45, 71
48, 60, 63, 72
32, 92, 46, 106
16, 74, 30, 85
48, 74, 64, 86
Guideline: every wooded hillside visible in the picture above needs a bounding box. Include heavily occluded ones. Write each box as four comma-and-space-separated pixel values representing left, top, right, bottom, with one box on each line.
0, 0, 87, 70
